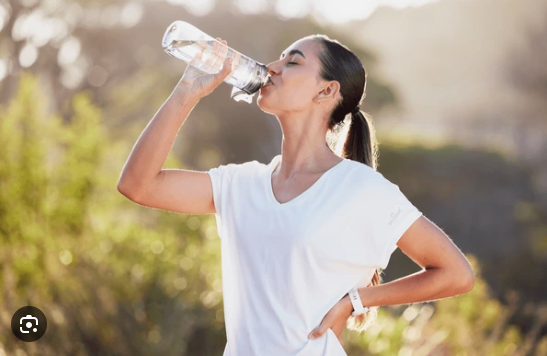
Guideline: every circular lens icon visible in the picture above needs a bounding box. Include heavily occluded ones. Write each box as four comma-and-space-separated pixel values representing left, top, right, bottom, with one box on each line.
11, 306, 47, 342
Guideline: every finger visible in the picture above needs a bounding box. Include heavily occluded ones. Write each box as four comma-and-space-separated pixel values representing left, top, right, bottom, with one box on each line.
308, 323, 329, 340
189, 42, 203, 68
217, 56, 234, 80
189, 37, 209, 69
220, 40, 229, 70
233, 50, 241, 68
213, 39, 226, 73
203, 39, 217, 73
212, 39, 227, 72
218, 41, 233, 76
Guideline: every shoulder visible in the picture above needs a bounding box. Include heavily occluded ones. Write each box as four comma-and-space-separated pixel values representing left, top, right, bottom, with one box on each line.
234, 159, 266, 179
343, 159, 385, 184
208, 159, 265, 180
343, 159, 401, 196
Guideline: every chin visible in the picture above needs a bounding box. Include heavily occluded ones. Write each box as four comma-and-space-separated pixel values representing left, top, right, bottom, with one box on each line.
257, 100, 275, 115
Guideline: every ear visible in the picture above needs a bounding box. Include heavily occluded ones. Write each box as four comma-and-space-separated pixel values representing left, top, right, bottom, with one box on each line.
315, 80, 341, 103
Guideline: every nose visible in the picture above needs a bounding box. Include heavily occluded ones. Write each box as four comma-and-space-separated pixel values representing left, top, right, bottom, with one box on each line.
266, 60, 280, 77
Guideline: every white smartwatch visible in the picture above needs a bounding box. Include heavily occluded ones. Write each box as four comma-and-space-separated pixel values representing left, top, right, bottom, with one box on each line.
348, 286, 370, 316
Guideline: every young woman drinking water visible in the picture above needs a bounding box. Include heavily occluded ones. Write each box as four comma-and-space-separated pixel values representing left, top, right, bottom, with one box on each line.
117, 35, 475, 356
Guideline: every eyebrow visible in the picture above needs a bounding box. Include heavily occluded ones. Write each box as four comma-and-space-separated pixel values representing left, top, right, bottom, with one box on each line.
279, 49, 306, 60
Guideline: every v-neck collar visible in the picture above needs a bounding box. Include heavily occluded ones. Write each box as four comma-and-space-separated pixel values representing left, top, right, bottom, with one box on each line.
265, 154, 349, 207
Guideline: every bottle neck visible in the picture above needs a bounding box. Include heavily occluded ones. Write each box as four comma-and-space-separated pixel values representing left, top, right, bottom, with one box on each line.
241, 63, 268, 94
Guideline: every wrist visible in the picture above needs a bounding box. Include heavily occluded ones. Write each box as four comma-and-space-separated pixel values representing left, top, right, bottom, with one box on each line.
348, 286, 371, 316
341, 294, 354, 316
172, 86, 202, 103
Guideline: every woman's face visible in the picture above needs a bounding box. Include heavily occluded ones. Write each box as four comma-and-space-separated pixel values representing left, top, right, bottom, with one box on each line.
257, 38, 334, 116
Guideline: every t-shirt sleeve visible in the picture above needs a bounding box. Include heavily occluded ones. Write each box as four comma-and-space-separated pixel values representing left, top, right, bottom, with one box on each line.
207, 162, 242, 239
365, 172, 423, 269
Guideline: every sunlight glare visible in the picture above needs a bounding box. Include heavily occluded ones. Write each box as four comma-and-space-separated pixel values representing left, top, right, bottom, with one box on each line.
19, 43, 38, 68
275, 0, 310, 20
0, 59, 7, 82
0, 4, 7, 33
167, 0, 215, 16
236, 0, 270, 15
120, 2, 144, 28
57, 36, 81, 67
231, 0, 440, 23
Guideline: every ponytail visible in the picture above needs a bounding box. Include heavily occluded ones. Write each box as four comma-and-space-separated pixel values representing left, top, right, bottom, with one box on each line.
313, 33, 383, 333
343, 109, 382, 333
343, 109, 378, 170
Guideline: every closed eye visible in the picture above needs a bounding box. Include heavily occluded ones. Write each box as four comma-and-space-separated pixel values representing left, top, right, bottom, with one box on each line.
287, 62, 298, 66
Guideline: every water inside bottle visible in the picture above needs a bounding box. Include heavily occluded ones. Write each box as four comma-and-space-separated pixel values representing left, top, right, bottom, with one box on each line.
164, 39, 266, 94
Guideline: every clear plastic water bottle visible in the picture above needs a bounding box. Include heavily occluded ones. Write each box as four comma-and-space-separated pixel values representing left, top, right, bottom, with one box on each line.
162, 20, 269, 104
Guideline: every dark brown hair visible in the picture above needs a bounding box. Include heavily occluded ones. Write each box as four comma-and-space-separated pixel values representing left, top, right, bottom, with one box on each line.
312, 34, 381, 332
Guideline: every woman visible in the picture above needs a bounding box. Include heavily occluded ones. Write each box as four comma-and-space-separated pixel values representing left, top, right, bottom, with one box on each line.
117, 35, 475, 355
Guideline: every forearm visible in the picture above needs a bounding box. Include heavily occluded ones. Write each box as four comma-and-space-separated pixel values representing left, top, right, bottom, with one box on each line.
342, 267, 473, 311
117, 88, 201, 197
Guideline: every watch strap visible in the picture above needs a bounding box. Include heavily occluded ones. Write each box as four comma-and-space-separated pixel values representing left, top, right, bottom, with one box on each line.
349, 286, 370, 316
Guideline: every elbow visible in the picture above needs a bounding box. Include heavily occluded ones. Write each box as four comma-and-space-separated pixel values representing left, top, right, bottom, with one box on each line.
118, 171, 158, 202
117, 180, 140, 202
117, 181, 131, 198
459, 270, 476, 293
467, 274, 476, 292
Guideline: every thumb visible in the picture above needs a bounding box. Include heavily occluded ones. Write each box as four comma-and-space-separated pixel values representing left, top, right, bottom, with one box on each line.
308, 325, 327, 340
219, 57, 234, 78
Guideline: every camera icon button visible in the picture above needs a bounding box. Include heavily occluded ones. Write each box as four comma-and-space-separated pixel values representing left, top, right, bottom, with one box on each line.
11, 306, 47, 342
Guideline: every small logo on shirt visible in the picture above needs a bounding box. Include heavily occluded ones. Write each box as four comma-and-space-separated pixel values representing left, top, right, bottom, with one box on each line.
388, 207, 401, 226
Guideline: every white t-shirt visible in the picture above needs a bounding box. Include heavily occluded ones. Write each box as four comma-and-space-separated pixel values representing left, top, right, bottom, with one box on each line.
207, 154, 422, 356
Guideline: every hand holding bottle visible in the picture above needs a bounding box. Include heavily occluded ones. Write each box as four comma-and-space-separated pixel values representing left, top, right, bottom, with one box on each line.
162, 21, 268, 103
175, 38, 237, 99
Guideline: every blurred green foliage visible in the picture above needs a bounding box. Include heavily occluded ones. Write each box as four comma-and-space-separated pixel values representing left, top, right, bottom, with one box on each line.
0, 72, 224, 355
1, 72, 546, 355
341, 255, 547, 356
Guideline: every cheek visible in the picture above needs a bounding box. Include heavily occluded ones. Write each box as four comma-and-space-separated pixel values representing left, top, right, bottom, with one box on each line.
258, 74, 316, 109
283, 85, 315, 109
286, 73, 317, 99
259, 88, 306, 110
279, 75, 315, 100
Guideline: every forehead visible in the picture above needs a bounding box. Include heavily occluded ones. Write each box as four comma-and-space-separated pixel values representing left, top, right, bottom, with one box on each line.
280, 38, 320, 59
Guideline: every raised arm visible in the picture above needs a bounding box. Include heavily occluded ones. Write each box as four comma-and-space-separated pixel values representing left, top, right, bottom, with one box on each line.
117, 38, 235, 215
